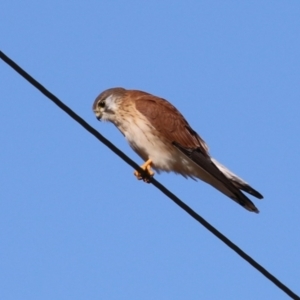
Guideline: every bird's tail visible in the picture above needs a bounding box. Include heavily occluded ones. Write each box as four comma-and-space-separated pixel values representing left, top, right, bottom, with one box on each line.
211, 158, 263, 199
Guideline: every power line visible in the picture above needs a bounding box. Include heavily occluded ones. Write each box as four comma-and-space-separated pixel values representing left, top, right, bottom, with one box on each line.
1, 50, 299, 300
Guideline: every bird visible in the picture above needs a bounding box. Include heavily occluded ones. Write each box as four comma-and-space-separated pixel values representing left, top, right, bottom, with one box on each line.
93, 87, 263, 213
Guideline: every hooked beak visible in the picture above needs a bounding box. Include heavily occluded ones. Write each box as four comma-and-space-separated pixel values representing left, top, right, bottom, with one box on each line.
94, 111, 102, 121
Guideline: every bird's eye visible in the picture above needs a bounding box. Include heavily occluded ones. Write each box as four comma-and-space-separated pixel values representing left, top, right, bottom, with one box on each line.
98, 100, 105, 108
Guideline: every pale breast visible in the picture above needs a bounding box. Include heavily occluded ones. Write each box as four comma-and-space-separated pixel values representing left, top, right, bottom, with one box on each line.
113, 104, 173, 170
114, 101, 206, 179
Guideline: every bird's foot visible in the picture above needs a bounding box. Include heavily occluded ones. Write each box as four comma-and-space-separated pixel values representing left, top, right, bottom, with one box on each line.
134, 159, 155, 183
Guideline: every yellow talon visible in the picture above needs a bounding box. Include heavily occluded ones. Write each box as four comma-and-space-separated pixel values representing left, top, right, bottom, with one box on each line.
134, 159, 155, 183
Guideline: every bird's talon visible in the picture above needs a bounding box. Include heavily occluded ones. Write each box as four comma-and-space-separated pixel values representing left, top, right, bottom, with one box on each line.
133, 159, 154, 183
133, 170, 143, 180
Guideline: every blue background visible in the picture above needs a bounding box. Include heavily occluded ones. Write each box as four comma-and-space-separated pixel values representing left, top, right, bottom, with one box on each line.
1, 1, 299, 299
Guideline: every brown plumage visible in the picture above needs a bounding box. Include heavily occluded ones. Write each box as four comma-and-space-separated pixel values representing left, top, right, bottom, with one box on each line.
134, 91, 209, 155
93, 87, 263, 213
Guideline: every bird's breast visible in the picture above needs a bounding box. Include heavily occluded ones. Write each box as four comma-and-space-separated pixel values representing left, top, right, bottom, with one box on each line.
116, 116, 173, 170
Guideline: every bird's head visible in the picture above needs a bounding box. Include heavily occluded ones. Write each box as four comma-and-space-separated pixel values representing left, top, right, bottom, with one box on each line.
93, 87, 126, 122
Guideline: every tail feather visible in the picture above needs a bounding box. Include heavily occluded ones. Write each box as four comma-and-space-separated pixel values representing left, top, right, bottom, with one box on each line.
211, 158, 263, 199
172, 143, 262, 213
228, 193, 259, 213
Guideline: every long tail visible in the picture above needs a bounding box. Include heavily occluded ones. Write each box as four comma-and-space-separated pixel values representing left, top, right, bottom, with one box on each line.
173, 143, 262, 213
211, 158, 263, 199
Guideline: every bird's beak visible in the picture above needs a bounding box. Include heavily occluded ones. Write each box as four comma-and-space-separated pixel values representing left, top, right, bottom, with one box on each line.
95, 111, 102, 121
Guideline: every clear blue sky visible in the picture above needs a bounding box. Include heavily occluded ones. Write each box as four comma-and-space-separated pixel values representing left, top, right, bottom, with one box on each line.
1, 1, 300, 299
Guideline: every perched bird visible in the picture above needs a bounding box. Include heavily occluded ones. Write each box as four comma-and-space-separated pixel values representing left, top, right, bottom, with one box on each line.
93, 88, 263, 213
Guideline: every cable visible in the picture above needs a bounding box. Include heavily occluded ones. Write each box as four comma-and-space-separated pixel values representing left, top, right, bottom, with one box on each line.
1, 50, 299, 300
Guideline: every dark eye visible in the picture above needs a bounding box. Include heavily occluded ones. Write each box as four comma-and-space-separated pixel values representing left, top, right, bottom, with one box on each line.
98, 100, 105, 108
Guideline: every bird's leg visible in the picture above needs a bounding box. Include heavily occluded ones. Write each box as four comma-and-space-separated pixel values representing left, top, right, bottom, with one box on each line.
134, 159, 155, 183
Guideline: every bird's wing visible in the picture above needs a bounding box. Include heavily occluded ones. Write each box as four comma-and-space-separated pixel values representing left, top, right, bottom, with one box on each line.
134, 93, 259, 213
173, 143, 259, 212
134, 92, 209, 156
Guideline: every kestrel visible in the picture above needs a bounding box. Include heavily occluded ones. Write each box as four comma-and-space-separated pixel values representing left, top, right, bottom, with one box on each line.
93, 88, 263, 213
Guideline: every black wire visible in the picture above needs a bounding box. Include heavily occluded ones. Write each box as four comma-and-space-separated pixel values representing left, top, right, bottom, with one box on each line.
1, 50, 299, 300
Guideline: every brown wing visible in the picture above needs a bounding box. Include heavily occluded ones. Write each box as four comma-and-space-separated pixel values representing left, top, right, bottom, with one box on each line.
132, 90, 259, 212
133, 91, 209, 157
173, 142, 259, 212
